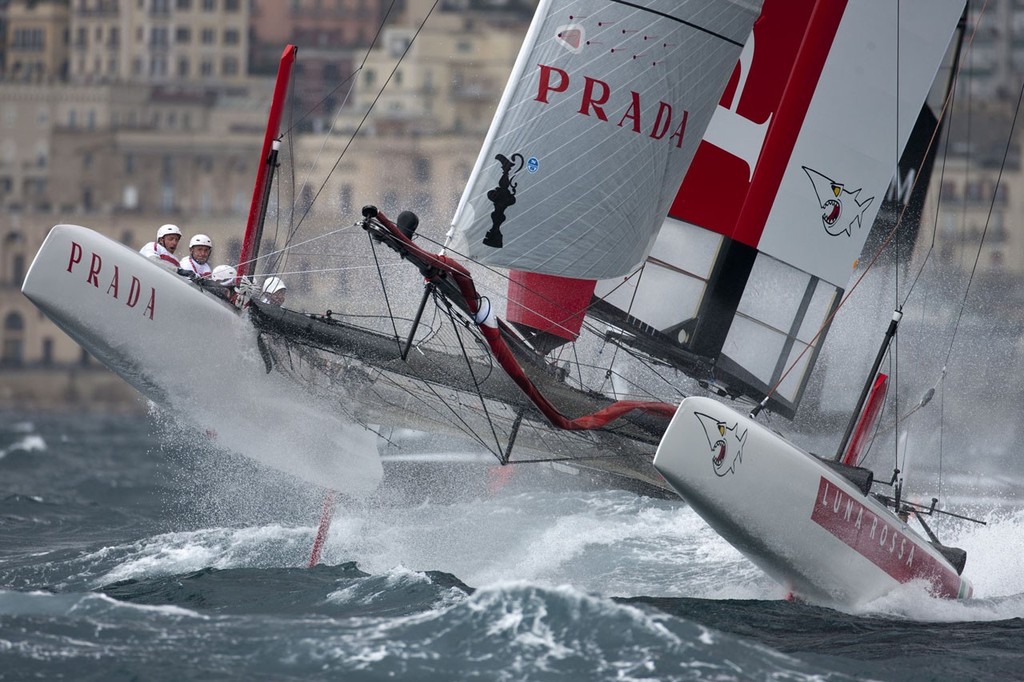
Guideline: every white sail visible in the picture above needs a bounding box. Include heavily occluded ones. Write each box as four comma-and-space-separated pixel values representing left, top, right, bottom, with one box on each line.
449, 0, 762, 279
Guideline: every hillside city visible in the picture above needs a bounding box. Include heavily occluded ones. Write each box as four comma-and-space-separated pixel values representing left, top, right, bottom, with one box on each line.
1, 0, 1023, 413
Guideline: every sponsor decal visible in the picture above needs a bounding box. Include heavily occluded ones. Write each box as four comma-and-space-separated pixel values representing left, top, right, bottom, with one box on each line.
66, 240, 157, 320
534, 64, 689, 148
694, 411, 747, 477
810, 477, 966, 598
803, 166, 874, 237
482, 153, 524, 249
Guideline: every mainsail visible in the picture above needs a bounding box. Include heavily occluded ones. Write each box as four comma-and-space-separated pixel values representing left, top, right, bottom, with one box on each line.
588, 0, 966, 417
448, 0, 762, 280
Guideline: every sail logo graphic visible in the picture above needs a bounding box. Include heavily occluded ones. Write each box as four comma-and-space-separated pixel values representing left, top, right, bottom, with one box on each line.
554, 24, 584, 53
482, 153, 524, 249
694, 412, 748, 477
803, 167, 874, 237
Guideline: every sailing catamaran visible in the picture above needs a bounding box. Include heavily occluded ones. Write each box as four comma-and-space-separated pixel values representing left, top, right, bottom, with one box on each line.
22, 0, 989, 605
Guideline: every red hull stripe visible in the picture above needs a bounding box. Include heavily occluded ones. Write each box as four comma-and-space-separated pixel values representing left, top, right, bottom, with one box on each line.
810, 477, 966, 598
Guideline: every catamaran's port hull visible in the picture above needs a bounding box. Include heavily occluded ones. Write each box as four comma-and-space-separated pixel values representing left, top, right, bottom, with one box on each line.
653, 397, 972, 606
21, 224, 382, 494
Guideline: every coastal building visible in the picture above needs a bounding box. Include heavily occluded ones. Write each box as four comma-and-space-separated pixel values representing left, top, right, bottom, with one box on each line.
68, 0, 249, 85
2, 0, 69, 82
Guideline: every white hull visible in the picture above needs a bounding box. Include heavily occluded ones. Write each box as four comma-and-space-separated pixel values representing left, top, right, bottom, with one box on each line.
22, 225, 381, 495
653, 397, 971, 605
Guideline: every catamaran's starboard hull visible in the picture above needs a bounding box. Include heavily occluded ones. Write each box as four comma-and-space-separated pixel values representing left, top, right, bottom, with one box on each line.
21, 225, 382, 495
653, 397, 972, 605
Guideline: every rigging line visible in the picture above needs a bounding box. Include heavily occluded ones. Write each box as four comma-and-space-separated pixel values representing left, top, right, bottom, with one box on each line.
416, 230, 650, 335
281, 1, 441, 249
367, 232, 403, 353
239, 223, 362, 271
367, 368, 499, 457
902, 61, 960, 303
758, 7, 987, 408
276, 80, 301, 277
277, 0, 400, 139
441, 298, 506, 459
941, 71, 1023, 372
601, 261, 648, 392
902, 7, 970, 307
894, 1, 900, 460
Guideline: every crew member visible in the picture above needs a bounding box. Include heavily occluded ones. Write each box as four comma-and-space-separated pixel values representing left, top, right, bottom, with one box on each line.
207, 264, 239, 303
260, 276, 287, 306
179, 234, 214, 278
139, 224, 181, 268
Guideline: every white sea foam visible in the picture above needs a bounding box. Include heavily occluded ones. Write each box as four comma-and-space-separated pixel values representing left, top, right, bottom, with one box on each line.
95, 524, 313, 585
0, 434, 47, 459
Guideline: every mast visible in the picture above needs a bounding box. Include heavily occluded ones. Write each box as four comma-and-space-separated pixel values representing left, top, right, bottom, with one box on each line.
238, 44, 298, 280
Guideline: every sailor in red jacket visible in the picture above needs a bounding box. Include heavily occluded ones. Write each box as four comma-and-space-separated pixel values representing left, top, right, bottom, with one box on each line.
138, 224, 181, 269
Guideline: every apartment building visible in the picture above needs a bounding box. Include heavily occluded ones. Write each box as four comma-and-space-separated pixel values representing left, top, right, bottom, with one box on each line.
69, 0, 248, 85
3, 0, 69, 82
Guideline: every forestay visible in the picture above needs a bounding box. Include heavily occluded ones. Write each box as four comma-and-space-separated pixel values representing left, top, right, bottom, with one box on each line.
449, 0, 763, 280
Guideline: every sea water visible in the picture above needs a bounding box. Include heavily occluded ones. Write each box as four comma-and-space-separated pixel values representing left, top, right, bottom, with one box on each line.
2, 411, 1024, 681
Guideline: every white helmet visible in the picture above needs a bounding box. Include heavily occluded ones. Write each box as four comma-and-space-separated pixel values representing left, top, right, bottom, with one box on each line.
189, 234, 212, 249
157, 224, 182, 239
212, 264, 237, 284
262, 276, 286, 294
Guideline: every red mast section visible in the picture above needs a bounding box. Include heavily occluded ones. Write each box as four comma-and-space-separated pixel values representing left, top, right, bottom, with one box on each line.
238, 44, 298, 279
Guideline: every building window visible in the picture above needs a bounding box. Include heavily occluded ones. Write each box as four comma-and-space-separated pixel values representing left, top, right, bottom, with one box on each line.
202, 0, 215, 10
151, 27, 169, 47
175, 27, 191, 44
201, 60, 212, 76
42, 338, 53, 366
2, 312, 24, 367
177, 57, 189, 77
161, 184, 175, 211
222, 56, 238, 76
201, 28, 214, 44
223, 28, 239, 45
13, 255, 25, 286
225, 0, 239, 9
123, 185, 138, 209
176, 0, 192, 8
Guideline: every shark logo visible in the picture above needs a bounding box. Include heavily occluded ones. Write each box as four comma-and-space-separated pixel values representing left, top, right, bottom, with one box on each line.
694, 412, 748, 477
803, 167, 874, 237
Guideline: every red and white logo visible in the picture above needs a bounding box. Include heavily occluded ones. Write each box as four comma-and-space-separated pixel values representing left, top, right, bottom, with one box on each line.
694, 412, 748, 477
803, 166, 874, 237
